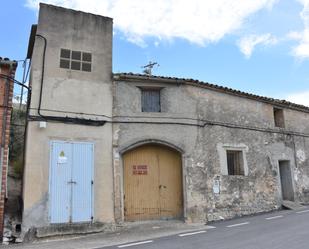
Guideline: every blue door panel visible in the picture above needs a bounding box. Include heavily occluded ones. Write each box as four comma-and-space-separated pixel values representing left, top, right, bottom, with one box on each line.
72, 142, 93, 222
49, 141, 72, 223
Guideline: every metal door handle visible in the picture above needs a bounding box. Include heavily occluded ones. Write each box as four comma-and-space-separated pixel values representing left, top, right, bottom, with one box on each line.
68, 181, 77, 184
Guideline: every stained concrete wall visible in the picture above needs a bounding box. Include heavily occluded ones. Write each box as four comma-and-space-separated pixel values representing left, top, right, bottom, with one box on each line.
113, 79, 309, 223
23, 4, 114, 233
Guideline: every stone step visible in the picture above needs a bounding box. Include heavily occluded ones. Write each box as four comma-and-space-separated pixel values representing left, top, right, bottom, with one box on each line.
282, 200, 305, 210
36, 222, 115, 239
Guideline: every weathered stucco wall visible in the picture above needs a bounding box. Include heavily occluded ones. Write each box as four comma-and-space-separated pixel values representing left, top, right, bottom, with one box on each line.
23, 3, 114, 234
29, 4, 113, 118
113, 79, 309, 223
23, 123, 114, 228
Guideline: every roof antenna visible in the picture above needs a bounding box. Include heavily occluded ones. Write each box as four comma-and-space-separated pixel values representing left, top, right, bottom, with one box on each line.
141, 61, 159, 75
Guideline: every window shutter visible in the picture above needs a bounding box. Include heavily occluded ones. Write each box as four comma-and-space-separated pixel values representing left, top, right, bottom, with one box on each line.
142, 89, 161, 112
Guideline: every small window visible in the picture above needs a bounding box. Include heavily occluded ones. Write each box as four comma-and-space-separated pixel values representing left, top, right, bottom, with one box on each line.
71, 51, 81, 60
226, 150, 244, 175
273, 107, 285, 128
60, 59, 70, 69
71, 61, 81, 70
82, 52, 92, 62
141, 89, 161, 112
60, 49, 70, 59
82, 62, 91, 72
60, 48, 92, 72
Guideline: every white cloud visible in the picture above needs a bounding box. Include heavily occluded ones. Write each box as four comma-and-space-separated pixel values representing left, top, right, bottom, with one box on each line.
289, 0, 309, 59
287, 31, 303, 40
238, 34, 278, 58
286, 90, 309, 107
25, 0, 277, 46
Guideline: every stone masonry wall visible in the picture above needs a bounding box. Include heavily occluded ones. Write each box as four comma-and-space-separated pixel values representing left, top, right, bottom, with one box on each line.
113, 78, 309, 223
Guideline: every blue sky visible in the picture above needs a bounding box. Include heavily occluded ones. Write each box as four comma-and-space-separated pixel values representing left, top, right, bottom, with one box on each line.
1, 0, 309, 106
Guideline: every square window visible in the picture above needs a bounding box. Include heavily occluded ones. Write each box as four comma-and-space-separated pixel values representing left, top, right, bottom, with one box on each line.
60, 59, 70, 69
71, 61, 81, 70
82, 52, 92, 62
226, 150, 244, 176
273, 107, 285, 128
71, 51, 81, 60
82, 62, 91, 72
60, 49, 92, 72
60, 49, 70, 59
141, 89, 161, 112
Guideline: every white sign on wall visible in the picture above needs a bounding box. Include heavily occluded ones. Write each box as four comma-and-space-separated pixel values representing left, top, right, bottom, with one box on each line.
213, 179, 220, 194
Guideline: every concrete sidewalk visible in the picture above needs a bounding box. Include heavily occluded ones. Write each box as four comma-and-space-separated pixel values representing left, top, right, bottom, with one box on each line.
1, 221, 211, 249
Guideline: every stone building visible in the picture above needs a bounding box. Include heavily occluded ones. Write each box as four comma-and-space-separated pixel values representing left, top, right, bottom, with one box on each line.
22, 3, 309, 237
0, 58, 17, 239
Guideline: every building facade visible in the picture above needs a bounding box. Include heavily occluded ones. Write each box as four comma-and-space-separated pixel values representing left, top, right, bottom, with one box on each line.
0, 58, 17, 239
22, 3, 309, 237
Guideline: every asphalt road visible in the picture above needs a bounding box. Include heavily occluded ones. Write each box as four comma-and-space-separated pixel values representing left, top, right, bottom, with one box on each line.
103, 208, 309, 249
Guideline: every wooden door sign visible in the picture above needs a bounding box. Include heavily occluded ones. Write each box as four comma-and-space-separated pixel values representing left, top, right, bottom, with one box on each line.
133, 165, 148, 175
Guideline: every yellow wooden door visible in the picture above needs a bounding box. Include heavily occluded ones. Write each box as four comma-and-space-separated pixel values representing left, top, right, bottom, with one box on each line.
123, 145, 160, 221
157, 146, 183, 219
123, 144, 183, 221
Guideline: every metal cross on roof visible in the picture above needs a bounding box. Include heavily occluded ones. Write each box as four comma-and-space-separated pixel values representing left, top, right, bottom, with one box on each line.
141, 61, 159, 75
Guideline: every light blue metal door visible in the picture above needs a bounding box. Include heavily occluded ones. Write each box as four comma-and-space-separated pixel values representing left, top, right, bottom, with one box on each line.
50, 141, 72, 223
72, 142, 93, 222
49, 141, 93, 223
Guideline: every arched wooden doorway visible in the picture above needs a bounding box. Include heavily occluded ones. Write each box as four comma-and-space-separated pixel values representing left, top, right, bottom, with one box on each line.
123, 144, 183, 221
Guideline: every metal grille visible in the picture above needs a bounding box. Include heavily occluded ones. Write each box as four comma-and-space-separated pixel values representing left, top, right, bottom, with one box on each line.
227, 150, 244, 175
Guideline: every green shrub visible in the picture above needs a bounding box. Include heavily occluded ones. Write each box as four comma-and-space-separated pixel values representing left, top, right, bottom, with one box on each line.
9, 107, 26, 178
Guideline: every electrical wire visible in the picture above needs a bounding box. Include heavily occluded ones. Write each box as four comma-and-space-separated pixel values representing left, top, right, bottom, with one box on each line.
27, 110, 309, 138
24, 60, 31, 85
0, 74, 30, 90
28, 107, 111, 119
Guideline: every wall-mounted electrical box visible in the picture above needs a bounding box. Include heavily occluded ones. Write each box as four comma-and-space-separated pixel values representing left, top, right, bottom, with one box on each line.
39, 121, 47, 129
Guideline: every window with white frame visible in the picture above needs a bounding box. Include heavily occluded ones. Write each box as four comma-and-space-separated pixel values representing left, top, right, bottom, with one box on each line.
226, 150, 244, 175
218, 144, 248, 176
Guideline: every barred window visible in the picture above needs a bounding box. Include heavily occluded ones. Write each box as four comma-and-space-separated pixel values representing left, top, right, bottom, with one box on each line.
60, 49, 92, 72
226, 150, 244, 176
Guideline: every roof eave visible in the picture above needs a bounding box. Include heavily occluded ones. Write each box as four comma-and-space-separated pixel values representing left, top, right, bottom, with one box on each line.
26, 25, 37, 59
113, 73, 309, 114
